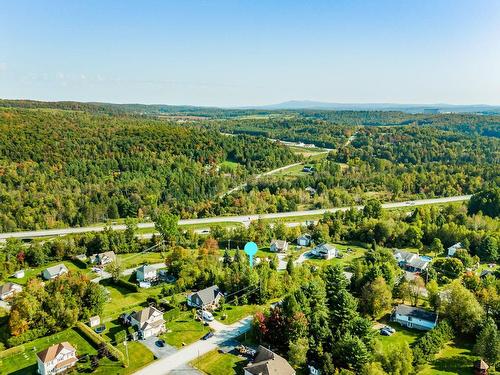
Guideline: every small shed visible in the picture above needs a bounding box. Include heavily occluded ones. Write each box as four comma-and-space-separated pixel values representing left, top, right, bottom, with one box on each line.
13, 270, 25, 279
89, 315, 100, 328
473, 359, 489, 375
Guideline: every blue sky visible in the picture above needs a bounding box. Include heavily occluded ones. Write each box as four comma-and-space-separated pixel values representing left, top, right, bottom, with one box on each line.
1, 0, 499, 106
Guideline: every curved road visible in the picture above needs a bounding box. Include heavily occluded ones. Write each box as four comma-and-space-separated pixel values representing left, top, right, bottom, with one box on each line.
0, 195, 471, 240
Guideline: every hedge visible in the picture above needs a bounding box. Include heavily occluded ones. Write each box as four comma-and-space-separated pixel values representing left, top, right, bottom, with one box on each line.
7, 327, 48, 347
76, 322, 125, 365
0, 345, 25, 359
115, 278, 139, 293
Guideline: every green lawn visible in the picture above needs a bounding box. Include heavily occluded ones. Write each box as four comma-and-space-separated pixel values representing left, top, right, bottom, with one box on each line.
305, 242, 367, 269
375, 322, 424, 352
117, 252, 165, 270
0, 328, 97, 375
417, 339, 479, 375
213, 304, 261, 325
190, 349, 247, 375
160, 311, 211, 348
2, 260, 91, 285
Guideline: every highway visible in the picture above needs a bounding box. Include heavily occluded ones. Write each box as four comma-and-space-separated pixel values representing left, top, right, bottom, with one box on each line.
0, 195, 471, 241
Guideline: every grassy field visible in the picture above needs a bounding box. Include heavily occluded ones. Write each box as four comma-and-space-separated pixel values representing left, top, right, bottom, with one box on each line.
190, 349, 247, 375
0, 328, 97, 375
417, 339, 479, 375
2, 260, 92, 285
161, 311, 211, 348
304, 242, 368, 269
117, 252, 165, 270
375, 322, 424, 352
213, 304, 261, 325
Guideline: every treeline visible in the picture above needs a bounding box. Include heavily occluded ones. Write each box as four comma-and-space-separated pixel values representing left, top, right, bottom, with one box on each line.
0, 107, 298, 231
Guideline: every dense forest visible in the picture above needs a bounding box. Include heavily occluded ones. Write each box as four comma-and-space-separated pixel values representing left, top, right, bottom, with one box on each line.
0, 107, 297, 231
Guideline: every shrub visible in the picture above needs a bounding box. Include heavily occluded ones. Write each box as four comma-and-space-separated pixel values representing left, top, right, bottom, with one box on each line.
115, 278, 139, 293
7, 327, 48, 347
412, 321, 454, 365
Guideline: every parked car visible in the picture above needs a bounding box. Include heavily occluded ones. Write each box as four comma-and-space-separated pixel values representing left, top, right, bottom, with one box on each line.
383, 325, 396, 334
380, 328, 392, 336
155, 339, 165, 347
202, 332, 214, 340
202, 310, 214, 322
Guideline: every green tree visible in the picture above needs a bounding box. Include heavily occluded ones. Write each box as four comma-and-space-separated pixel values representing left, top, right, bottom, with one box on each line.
361, 276, 392, 318
288, 337, 309, 368
382, 342, 413, 375
429, 238, 444, 255
474, 317, 500, 367
478, 236, 498, 262
154, 212, 179, 245
106, 261, 123, 282
468, 188, 500, 218
363, 199, 382, 219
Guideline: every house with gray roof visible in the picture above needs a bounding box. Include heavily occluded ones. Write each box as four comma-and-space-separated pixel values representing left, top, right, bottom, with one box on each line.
42, 264, 69, 280
90, 251, 116, 267
187, 285, 223, 310
130, 306, 165, 339
136, 265, 158, 282
311, 243, 338, 260
0, 282, 22, 300
392, 304, 438, 330
244, 345, 295, 375
270, 240, 288, 253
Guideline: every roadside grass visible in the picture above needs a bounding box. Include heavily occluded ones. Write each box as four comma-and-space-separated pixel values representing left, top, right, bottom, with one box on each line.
0, 328, 97, 375
161, 311, 211, 348
117, 252, 165, 270
417, 339, 479, 375
190, 349, 247, 375
213, 304, 261, 325
3, 260, 92, 285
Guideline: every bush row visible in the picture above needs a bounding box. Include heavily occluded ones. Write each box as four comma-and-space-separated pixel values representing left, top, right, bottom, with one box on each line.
76, 322, 125, 365
7, 327, 48, 347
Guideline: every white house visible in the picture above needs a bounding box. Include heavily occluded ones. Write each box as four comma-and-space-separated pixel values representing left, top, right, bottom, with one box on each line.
42, 264, 69, 280
187, 285, 223, 310
136, 265, 157, 282
270, 240, 289, 253
130, 306, 166, 339
311, 243, 338, 260
447, 242, 462, 257
13, 270, 25, 279
393, 250, 430, 273
0, 282, 22, 300
392, 304, 438, 331
244, 345, 295, 375
297, 234, 311, 247
90, 251, 116, 266
37, 342, 77, 375
89, 315, 100, 328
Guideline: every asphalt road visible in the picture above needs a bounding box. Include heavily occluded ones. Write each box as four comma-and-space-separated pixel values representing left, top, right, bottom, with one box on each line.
0, 195, 471, 240
133, 316, 253, 375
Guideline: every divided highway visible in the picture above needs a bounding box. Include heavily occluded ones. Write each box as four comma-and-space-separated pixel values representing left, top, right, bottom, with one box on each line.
0, 195, 471, 240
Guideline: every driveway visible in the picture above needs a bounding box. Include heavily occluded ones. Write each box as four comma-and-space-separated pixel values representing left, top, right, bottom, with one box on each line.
141, 336, 177, 359
134, 316, 253, 375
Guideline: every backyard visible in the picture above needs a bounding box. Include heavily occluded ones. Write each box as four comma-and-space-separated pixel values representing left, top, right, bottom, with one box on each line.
161, 311, 211, 348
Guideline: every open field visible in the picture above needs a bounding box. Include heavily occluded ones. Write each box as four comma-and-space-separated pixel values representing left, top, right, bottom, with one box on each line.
160, 311, 211, 348
417, 339, 479, 375
117, 252, 165, 269
213, 304, 261, 325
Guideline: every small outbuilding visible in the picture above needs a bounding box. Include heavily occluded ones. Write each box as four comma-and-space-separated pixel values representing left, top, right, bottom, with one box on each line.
473, 359, 489, 375
89, 315, 100, 328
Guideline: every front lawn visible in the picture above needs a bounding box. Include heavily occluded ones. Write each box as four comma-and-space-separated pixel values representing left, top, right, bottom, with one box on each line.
161, 311, 211, 348
190, 349, 247, 375
214, 304, 261, 325
305, 242, 367, 269
375, 322, 424, 352
0, 328, 97, 375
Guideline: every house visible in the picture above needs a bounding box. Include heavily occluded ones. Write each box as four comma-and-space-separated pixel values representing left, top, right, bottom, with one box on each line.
90, 251, 116, 266
392, 304, 438, 330
130, 306, 166, 339
311, 243, 338, 260
244, 345, 295, 375
89, 315, 100, 328
447, 242, 462, 257
136, 265, 158, 282
187, 285, 223, 310
0, 282, 22, 300
305, 186, 317, 196
394, 250, 419, 266
393, 250, 429, 272
270, 240, 289, 253
13, 269, 25, 279
406, 257, 430, 273
42, 264, 69, 280
297, 234, 311, 247
480, 269, 494, 279
36, 342, 77, 375
473, 359, 489, 375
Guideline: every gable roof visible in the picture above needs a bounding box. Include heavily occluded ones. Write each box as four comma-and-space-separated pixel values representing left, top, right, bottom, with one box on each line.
0, 282, 21, 295
138, 264, 157, 274
407, 257, 429, 270
313, 243, 336, 253
37, 342, 75, 363
133, 306, 163, 325
447, 242, 462, 251
244, 345, 295, 375
395, 304, 437, 323
192, 285, 221, 306
90, 251, 116, 264
44, 264, 69, 277
394, 250, 418, 263
271, 240, 288, 248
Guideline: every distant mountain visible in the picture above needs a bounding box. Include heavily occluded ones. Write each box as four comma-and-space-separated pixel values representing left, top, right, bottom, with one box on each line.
249, 100, 500, 114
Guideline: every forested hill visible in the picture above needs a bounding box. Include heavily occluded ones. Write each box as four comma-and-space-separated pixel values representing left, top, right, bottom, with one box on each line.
0, 107, 298, 231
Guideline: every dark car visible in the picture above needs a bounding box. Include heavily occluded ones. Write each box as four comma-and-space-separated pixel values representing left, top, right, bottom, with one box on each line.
380, 328, 392, 336
155, 339, 165, 347
202, 332, 214, 340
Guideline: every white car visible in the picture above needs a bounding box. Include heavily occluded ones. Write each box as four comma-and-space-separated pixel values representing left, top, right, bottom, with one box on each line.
201, 310, 214, 321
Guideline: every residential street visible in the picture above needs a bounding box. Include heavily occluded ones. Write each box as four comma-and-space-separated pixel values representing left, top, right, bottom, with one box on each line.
133, 316, 253, 375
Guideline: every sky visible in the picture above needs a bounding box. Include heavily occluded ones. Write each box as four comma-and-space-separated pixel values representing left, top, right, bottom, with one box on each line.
1, 0, 500, 107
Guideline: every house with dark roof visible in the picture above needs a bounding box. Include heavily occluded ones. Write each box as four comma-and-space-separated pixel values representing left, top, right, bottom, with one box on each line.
0, 282, 22, 300
187, 285, 223, 310
244, 345, 295, 375
36, 341, 77, 375
130, 306, 166, 339
394, 250, 429, 272
90, 251, 116, 267
42, 264, 69, 280
392, 304, 438, 330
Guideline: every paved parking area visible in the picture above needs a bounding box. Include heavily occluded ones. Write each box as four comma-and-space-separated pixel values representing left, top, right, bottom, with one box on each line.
141, 336, 177, 359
